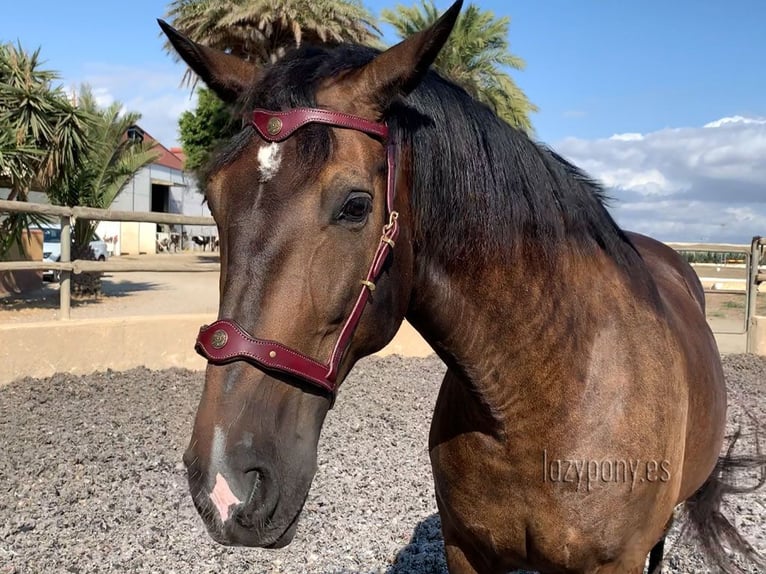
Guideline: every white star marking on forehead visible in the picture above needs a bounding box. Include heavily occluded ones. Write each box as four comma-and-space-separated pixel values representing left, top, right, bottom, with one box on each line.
257, 142, 283, 182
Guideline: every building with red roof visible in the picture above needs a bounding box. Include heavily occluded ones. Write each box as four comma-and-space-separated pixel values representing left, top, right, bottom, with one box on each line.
101, 125, 215, 255
1, 125, 216, 256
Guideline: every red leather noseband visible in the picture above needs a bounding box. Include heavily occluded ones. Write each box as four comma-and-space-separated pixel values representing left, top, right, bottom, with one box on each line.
195, 107, 399, 402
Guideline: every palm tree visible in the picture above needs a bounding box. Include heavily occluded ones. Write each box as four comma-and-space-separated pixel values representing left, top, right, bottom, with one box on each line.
46, 86, 159, 295
381, 0, 537, 132
164, 0, 382, 84
0, 42, 92, 255
166, 0, 382, 180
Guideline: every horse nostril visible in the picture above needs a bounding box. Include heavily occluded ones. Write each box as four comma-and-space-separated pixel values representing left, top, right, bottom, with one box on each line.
244, 468, 263, 503
232, 467, 277, 529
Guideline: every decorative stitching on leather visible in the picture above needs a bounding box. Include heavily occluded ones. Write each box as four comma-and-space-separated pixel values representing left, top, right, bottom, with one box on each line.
255, 107, 384, 127
198, 107, 398, 398
252, 108, 388, 142
201, 321, 328, 371
197, 342, 335, 391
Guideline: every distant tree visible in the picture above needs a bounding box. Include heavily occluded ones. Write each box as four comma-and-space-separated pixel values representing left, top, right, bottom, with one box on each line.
382, 0, 537, 132
178, 87, 236, 174
0, 42, 92, 254
47, 86, 159, 246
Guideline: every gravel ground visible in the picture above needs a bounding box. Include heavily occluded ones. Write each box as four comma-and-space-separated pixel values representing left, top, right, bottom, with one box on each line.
1, 354, 764, 573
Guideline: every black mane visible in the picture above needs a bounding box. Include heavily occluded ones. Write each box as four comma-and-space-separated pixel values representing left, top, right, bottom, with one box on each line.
223, 42, 651, 282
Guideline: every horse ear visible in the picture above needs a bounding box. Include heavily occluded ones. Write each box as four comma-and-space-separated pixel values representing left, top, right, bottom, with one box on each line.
355, 0, 462, 108
158, 19, 258, 103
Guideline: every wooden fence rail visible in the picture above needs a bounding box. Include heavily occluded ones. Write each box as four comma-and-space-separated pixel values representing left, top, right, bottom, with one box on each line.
665, 242, 752, 254
1, 200, 217, 319
668, 236, 764, 349
0, 260, 220, 273
0, 199, 214, 226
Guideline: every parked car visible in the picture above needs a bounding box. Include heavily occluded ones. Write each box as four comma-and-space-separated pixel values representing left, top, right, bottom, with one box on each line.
38, 225, 109, 282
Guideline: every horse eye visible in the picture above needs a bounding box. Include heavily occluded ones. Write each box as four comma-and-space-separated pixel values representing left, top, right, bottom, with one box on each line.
338, 194, 372, 223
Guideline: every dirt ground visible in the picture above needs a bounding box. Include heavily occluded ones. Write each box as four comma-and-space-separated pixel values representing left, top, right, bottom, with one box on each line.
0, 253, 220, 323
1, 256, 764, 573
707, 291, 766, 320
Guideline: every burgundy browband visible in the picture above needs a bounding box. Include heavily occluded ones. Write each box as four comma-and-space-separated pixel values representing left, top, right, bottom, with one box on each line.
195, 107, 399, 402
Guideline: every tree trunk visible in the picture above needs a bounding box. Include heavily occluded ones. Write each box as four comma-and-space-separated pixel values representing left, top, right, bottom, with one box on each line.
70, 242, 102, 297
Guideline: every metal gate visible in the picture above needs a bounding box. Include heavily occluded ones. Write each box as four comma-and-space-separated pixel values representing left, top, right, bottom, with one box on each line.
667, 236, 764, 352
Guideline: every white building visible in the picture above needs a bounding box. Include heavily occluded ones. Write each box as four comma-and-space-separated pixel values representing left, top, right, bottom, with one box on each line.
2, 125, 217, 256
99, 126, 217, 255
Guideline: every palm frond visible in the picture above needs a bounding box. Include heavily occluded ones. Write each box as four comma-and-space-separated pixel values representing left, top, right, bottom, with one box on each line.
44, 84, 160, 246
381, 0, 537, 132
164, 0, 382, 81
0, 41, 92, 209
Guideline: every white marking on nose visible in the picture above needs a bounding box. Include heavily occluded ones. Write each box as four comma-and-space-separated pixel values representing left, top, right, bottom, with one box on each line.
210, 426, 226, 474
258, 142, 282, 182
210, 472, 242, 522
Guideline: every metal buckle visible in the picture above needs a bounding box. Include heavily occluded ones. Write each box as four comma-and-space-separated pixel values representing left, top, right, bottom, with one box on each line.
384, 211, 399, 232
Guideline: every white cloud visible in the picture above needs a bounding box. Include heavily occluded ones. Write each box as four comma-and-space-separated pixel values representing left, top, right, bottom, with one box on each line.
609, 132, 644, 142
71, 63, 198, 148
90, 86, 115, 108
704, 116, 766, 128
555, 116, 766, 243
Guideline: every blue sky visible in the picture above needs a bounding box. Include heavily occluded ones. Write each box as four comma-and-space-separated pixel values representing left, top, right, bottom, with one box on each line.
3, 0, 765, 242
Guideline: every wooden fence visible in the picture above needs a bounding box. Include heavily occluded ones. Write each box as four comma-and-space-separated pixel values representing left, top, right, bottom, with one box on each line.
666, 238, 765, 352
0, 199, 218, 319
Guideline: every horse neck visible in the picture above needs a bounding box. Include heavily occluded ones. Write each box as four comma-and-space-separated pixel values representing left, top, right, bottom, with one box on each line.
406, 241, 644, 422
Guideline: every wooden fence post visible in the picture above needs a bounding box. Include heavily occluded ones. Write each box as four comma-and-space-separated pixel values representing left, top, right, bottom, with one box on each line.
60, 215, 72, 320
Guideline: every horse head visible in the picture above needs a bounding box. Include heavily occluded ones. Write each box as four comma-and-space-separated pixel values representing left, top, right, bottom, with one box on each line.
160, 0, 463, 548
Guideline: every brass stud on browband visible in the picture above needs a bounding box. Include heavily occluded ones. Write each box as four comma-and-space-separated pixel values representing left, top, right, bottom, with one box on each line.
267, 117, 283, 136
360, 280, 376, 292
269, 350, 277, 358
211, 329, 228, 349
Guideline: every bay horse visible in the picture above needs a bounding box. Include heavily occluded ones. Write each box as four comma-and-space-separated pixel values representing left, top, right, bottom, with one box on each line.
160, 2, 764, 572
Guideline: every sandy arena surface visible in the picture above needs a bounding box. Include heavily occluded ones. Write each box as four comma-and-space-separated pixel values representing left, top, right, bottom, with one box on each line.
0, 254, 220, 323
0, 354, 764, 574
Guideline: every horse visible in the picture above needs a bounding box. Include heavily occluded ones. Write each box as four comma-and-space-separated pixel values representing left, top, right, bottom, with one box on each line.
190, 235, 211, 250
159, 2, 764, 572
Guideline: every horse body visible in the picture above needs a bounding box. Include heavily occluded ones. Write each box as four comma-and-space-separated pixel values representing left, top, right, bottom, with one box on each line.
416, 233, 727, 572
159, 1, 762, 572
626, 233, 729, 500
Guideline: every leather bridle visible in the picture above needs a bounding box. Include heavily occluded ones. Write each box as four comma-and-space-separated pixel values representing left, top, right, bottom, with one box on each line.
194, 107, 399, 403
